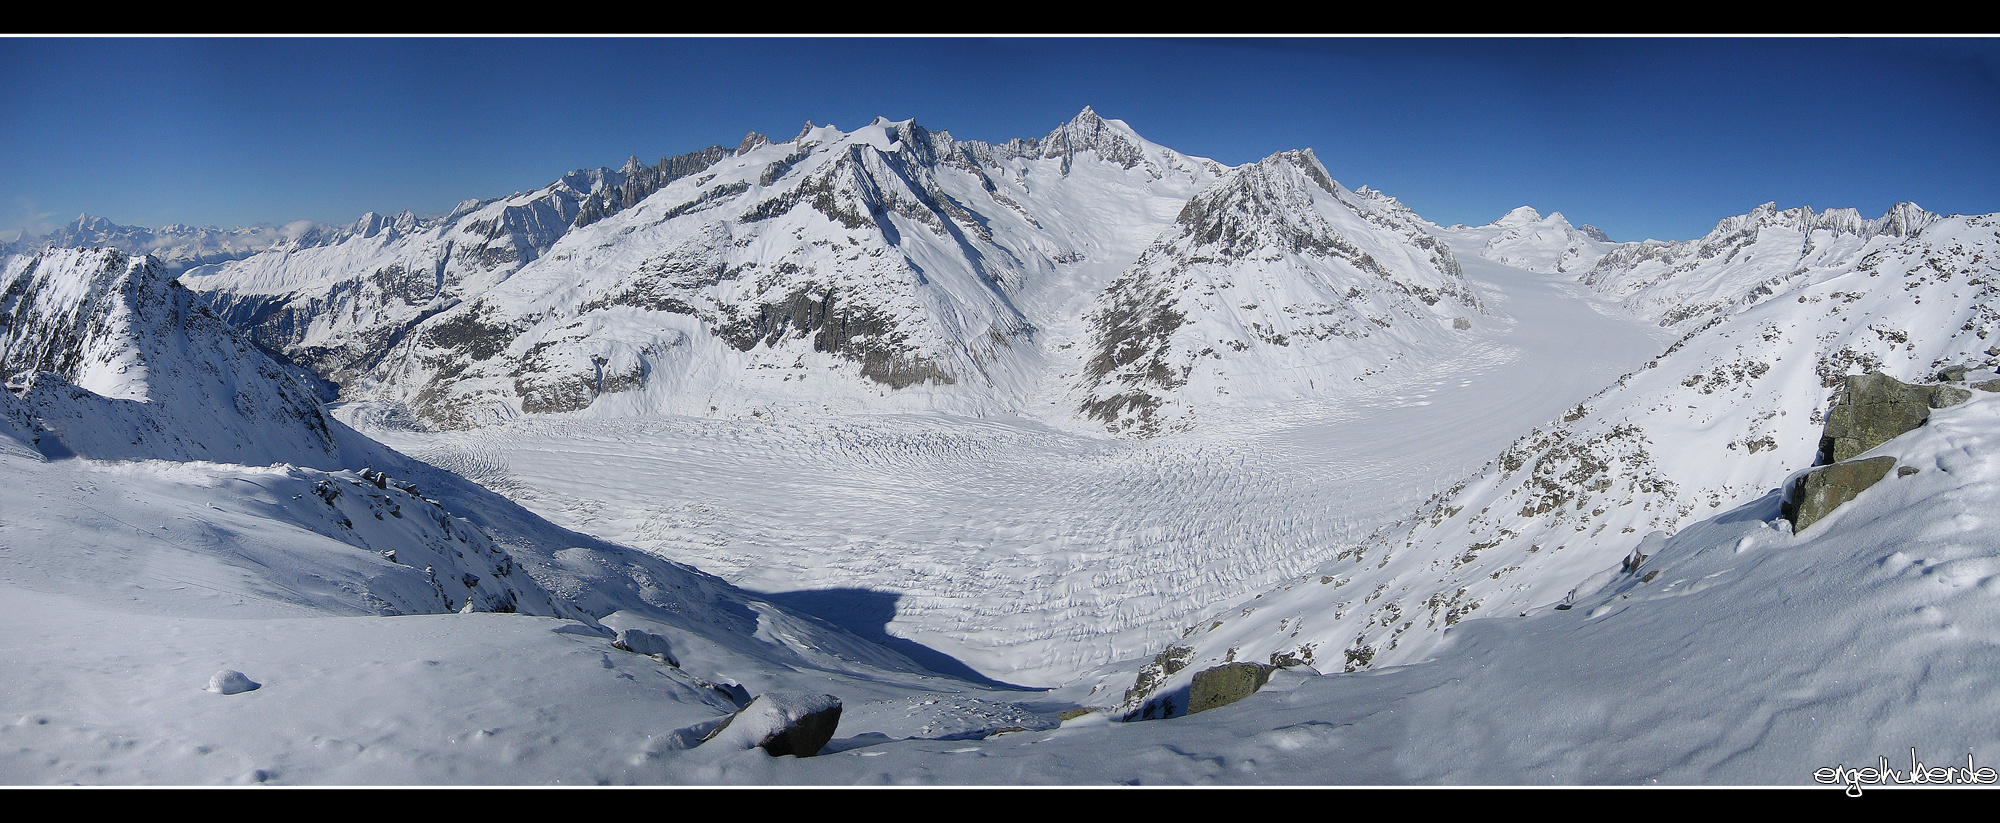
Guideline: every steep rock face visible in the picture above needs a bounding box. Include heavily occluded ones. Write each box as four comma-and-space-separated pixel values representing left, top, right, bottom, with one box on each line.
1129, 211, 2000, 697
1074, 149, 1481, 436
1580, 202, 1943, 328
1, 248, 347, 467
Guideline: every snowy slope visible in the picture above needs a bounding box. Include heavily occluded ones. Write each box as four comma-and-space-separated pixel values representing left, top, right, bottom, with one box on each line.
1131, 209, 2000, 710
1073, 149, 1482, 435
1579, 201, 1941, 328
2, 248, 346, 468
11, 387, 2000, 785
0, 250, 1079, 770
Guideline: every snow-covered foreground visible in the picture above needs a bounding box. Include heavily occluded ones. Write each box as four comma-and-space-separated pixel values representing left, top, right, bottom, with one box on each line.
11, 388, 1998, 785
343, 255, 1669, 688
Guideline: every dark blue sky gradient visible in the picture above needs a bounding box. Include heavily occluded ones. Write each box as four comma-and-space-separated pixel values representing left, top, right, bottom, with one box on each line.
5, 37, 1995, 243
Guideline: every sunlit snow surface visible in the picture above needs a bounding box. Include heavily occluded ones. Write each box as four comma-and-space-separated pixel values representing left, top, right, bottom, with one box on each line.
344, 257, 1668, 687
11, 389, 2000, 785
9, 200, 2000, 785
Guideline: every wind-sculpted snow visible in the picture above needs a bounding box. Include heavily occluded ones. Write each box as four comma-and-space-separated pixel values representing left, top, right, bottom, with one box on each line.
1140, 213, 2000, 710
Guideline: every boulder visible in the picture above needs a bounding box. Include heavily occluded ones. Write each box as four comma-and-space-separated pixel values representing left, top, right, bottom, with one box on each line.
1932, 385, 1974, 408
207, 670, 260, 695
1818, 372, 1962, 464
1187, 662, 1275, 715
1783, 456, 1898, 533
700, 692, 842, 757
611, 627, 679, 667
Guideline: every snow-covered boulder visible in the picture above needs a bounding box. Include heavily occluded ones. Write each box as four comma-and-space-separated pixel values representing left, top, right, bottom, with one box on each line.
611, 627, 680, 667
700, 692, 842, 757
207, 670, 259, 695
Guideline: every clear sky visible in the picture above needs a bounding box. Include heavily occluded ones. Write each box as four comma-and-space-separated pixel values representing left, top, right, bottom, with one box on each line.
4, 36, 1996, 244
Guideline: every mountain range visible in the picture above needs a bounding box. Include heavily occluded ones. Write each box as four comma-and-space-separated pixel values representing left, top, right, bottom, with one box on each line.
5, 108, 1998, 785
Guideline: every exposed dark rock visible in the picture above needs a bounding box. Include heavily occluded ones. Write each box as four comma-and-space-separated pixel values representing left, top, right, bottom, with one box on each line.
1817, 372, 1957, 464
712, 285, 951, 388
1975, 378, 2000, 393
573, 145, 728, 229
1186, 662, 1275, 715
1784, 456, 1898, 533
1122, 644, 1193, 708
421, 302, 517, 363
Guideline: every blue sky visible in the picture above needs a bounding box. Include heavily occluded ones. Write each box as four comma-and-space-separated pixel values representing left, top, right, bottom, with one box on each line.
4, 36, 1996, 243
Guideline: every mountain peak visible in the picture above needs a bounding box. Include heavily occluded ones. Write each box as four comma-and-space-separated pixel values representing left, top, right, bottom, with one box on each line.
67, 213, 117, 233
1039, 107, 1148, 172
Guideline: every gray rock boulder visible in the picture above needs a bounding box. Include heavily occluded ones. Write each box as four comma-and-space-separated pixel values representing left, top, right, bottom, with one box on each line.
1783, 456, 1898, 533
1818, 372, 1965, 464
1187, 662, 1275, 715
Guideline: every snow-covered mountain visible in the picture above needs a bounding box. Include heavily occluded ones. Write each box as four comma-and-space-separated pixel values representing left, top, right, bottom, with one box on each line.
10, 107, 2000, 786
0, 245, 1078, 747
182, 109, 1498, 435
2, 247, 345, 467
1126, 206, 2000, 713
1437, 205, 1616, 276
1579, 201, 1942, 327
1074, 150, 1481, 435
3, 214, 320, 275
